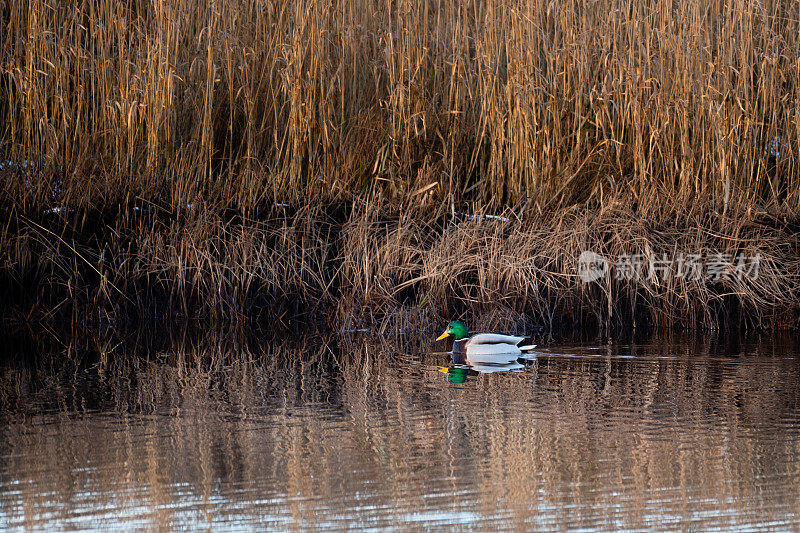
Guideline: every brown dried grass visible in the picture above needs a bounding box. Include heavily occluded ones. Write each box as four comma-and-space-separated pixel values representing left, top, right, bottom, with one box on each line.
3, 0, 800, 330
2, 0, 799, 210
338, 199, 800, 331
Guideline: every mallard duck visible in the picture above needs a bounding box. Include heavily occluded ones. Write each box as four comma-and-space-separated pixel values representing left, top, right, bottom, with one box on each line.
435, 320, 536, 362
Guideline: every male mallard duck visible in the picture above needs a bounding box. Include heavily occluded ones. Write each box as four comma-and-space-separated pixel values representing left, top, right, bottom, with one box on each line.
436, 320, 536, 362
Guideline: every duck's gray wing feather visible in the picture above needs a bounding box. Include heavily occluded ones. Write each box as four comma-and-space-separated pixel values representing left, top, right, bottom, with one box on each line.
467, 333, 526, 346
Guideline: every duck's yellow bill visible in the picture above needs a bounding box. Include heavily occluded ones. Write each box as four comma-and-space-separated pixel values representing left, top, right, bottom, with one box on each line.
436, 332, 450, 341
438, 366, 450, 373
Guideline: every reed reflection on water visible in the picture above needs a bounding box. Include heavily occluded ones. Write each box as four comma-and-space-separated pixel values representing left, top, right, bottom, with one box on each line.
1, 331, 800, 530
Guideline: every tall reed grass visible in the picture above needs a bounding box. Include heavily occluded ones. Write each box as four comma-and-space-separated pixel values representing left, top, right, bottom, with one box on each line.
3, 0, 798, 210
2, 0, 800, 329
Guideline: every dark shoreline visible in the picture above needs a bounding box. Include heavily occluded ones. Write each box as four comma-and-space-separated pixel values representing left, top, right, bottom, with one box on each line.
3, 201, 800, 333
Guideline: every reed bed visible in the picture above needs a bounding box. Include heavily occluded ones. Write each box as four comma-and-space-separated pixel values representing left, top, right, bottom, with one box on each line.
2, 201, 800, 330
2, 0, 800, 330
338, 200, 800, 330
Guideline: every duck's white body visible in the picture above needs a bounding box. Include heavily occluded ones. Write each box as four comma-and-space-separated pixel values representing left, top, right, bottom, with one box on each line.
452, 334, 536, 363
462, 334, 529, 355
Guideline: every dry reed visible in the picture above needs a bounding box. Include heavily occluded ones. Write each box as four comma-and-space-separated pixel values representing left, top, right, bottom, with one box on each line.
2, 0, 800, 330
3, 0, 800, 209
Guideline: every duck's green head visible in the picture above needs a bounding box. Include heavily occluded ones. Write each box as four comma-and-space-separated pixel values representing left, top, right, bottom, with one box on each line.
436, 320, 468, 341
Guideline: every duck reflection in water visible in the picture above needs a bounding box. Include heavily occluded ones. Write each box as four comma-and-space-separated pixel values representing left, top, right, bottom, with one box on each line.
439, 358, 531, 383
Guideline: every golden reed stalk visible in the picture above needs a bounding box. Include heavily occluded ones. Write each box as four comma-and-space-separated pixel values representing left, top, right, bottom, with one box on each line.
2, 0, 799, 328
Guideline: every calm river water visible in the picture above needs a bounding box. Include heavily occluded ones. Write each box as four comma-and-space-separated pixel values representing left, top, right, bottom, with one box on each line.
1, 331, 799, 530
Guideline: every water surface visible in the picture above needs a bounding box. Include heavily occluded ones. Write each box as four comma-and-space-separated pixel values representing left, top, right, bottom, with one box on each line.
1, 332, 799, 530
